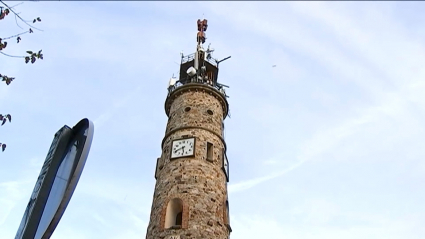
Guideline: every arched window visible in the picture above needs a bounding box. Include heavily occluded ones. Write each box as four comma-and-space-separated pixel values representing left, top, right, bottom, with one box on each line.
165, 198, 183, 229
160, 197, 188, 230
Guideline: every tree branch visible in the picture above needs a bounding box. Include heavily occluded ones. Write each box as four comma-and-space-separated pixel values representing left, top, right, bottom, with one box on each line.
9, 2, 24, 9
0, 0, 43, 32
2, 30, 29, 40
10, 2, 25, 29
14, 11, 23, 29
0, 51, 25, 58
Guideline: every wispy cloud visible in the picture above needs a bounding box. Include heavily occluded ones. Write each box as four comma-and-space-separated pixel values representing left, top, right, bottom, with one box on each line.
0, 180, 31, 225
230, 212, 420, 239
93, 86, 142, 129
229, 159, 305, 194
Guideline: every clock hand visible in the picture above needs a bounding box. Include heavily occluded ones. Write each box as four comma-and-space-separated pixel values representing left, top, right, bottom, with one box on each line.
174, 147, 184, 153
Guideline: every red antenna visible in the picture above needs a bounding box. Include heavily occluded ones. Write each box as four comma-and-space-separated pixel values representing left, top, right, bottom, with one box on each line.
197, 19, 208, 45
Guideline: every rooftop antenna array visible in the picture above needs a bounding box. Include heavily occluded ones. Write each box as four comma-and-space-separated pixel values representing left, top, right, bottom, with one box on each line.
167, 19, 231, 98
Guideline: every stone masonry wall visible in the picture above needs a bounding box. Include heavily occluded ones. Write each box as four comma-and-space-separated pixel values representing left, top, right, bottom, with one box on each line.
166, 90, 224, 136
146, 88, 230, 239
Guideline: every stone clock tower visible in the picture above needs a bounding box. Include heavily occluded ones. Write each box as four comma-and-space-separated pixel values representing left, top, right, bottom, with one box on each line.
146, 19, 232, 239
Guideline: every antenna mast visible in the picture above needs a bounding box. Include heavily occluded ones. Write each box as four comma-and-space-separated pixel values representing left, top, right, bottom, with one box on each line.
194, 19, 208, 73
197, 19, 208, 46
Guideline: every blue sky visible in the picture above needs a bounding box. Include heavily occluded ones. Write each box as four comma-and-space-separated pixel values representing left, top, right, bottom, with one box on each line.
1, 1, 425, 238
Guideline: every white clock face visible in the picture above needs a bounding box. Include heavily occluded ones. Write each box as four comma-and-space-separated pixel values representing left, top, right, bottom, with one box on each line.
171, 138, 195, 159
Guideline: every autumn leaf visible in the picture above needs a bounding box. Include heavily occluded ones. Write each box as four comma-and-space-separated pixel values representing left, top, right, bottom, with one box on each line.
0, 41, 7, 50
37, 50, 43, 59
0, 9, 10, 20
4, 76, 14, 85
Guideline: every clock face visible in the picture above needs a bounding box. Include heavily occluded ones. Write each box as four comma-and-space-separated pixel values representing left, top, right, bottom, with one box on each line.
171, 138, 195, 159
222, 150, 229, 182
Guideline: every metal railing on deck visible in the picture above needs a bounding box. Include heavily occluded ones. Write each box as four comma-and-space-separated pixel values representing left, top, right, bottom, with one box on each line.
167, 80, 228, 99
181, 53, 217, 67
